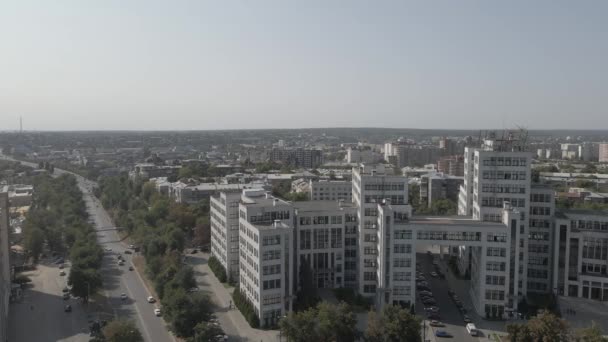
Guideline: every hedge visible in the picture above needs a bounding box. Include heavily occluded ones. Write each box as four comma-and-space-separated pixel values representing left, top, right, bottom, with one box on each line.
208, 256, 227, 283
232, 287, 260, 328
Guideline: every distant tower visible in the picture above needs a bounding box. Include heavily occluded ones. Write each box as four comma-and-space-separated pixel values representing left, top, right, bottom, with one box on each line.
19, 116, 22, 133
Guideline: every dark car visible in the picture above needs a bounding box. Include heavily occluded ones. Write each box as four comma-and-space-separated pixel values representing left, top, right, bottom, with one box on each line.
64, 304, 72, 312
124, 250, 132, 254
427, 313, 441, 320
128, 266, 134, 271
190, 249, 198, 254
62, 287, 69, 293
435, 330, 452, 338
447, 290, 455, 297
63, 293, 70, 300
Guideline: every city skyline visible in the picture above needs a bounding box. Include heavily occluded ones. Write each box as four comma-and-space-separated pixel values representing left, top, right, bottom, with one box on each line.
2, 1, 607, 131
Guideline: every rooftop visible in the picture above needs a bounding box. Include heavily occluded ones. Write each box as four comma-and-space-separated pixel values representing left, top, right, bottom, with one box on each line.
409, 215, 505, 227
556, 209, 608, 219
294, 200, 356, 212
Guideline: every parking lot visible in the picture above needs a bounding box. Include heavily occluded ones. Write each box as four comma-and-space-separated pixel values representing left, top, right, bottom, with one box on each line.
415, 251, 480, 341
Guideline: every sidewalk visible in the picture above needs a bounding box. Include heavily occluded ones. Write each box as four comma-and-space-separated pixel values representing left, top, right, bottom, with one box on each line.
189, 253, 280, 342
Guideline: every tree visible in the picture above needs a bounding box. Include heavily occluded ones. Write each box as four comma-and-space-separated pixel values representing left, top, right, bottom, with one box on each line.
188, 321, 224, 342
574, 322, 607, 342
68, 266, 102, 302
24, 227, 44, 261
364, 305, 421, 342
162, 289, 211, 337
317, 302, 357, 342
506, 310, 570, 342
102, 320, 143, 342
294, 258, 318, 311
279, 308, 319, 342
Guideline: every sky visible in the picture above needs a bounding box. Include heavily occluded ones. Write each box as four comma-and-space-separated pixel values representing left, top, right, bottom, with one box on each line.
1, 1, 607, 131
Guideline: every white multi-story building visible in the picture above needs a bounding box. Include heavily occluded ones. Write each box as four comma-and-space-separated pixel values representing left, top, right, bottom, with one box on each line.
237, 190, 295, 328
352, 164, 411, 297
458, 137, 532, 299
294, 201, 357, 289
210, 191, 242, 281
309, 179, 352, 202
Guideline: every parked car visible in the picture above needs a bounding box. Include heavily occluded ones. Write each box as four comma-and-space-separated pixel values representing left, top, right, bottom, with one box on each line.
124, 250, 132, 254
129, 244, 135, 249
154, 308, 161, 316
435, 330, 452, 338
59, 264, 65, 269
120, 293, 127, 300
62, 287, 69, 293
147, 296, 156, 303
190, 249, 198, 254
430, 272, 438, 277
447, 290, 455, 297
59, 270, 66, 276
429, 320, 444, 327
64, 304, 72, 312
63, 293, 70, 300
463, 315, 472, 323
128, 266, 134, 271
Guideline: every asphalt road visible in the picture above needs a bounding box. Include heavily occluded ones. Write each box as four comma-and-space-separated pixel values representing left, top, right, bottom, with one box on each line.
3, 155, 174, 342
416, 252, 478, 342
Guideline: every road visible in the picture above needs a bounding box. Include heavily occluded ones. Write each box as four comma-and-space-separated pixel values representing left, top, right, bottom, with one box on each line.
4, 154, 175, 342
416, 252, 478, 342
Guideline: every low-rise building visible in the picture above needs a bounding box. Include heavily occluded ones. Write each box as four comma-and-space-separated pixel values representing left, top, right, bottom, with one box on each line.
419, 173, 463, 207
309, 180, 352, 202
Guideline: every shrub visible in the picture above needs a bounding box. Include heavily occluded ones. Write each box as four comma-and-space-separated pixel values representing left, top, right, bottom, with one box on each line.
208, 256, 227, 283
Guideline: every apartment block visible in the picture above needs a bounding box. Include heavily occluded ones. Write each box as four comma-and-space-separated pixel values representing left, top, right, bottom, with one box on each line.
437, 155, 465, 176
269, 148, 322, 169
210, 191, 242, 281
237, 190, 295, 328
600, 143, 608, 163
309, 179, 352, 202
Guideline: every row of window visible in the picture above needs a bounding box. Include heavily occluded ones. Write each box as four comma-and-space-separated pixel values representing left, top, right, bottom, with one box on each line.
530, 207, 551, 216
481, 184, 526, 194
487, 247, 507, 257
418, 231, 483, 242
299, 215, 343, 226
485, 290, 505, 301
482, 157, 527, 167
530, 193, 552, 203
481, 197, 525, 208
572, 220, 608, 231
262, 264, 281, 275
481, 171, 527, 180
486, 275, 506, 285
364, 183, 405, 191
262, 279, 281, 290
583, 237, 608, 260
262, 235, 281, 246
527, 269, 548, 279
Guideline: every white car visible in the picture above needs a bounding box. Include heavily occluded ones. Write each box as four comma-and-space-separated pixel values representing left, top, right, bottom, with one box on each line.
120, 293, 127, 300
147, 296, 156, 303
154, 308, 161, 316
430, 272, 438, 277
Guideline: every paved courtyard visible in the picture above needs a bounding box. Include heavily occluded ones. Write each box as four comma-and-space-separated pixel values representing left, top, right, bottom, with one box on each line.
558, 296, 608, 334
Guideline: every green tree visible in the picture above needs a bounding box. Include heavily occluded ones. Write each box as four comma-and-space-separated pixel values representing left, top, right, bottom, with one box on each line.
317, 302, 357, 342
102, 320, 144, 342
279, 308, 319, 342
24, 227, 44, 261
364, 305, 421, 342
188, 321, 224, 342
162, 289, 211, 337
507, 310, 570, 342
68, 266, 102, 302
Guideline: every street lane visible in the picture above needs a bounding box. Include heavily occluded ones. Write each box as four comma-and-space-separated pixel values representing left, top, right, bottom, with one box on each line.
2, 154, 174, 342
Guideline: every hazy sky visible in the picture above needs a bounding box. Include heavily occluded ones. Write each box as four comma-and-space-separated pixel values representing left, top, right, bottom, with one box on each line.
1, 1, 607, 131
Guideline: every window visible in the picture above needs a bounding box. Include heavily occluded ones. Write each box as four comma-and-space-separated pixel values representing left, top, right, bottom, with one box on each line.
263, 235, 281, 246
364, 272, 376, 281
262, 264, 281, 275
393, 258, 411, 268
393, 244, 411, 254
263, 279, 281, 290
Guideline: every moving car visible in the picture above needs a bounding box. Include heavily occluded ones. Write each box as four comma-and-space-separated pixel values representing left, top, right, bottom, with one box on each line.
64, 304, 72, 312
59, 270, 66, 276
147, 296, 156, 303
466, 323, 479, 336
118, 260, 125, 266
154, 308, 161, 316
128, 266, 134, 271
435, 330, 452, 338
124, 250, 132, 254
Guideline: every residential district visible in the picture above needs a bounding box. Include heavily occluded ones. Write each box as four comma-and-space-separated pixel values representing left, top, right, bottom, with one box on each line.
1, 128, 608, 341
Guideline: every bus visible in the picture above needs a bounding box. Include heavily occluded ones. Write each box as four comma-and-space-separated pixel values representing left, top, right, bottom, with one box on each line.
466, 323, 479, 336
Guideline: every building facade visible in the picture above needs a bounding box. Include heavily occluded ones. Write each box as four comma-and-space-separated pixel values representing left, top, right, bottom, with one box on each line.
600, 143, 608, 163
420, 173, 464, 207
309, 180, 352, 202
210, 191, 242, 281
0, 191, 10, 342
269, 148, 322, 169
